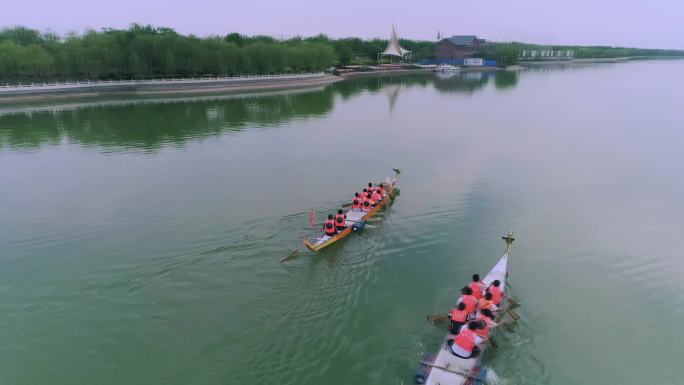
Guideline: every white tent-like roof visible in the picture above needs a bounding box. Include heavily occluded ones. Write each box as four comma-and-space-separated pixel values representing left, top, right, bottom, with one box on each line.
381, 25, 410, 58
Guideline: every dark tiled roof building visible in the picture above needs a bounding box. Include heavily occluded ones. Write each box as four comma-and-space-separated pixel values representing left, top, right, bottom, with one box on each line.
435, 35, 486, 59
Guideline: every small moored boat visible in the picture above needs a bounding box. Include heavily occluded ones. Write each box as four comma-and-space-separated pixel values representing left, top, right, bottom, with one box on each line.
302, 169, 400, 252
433, 64, 461, 73
415, 232, 515, 384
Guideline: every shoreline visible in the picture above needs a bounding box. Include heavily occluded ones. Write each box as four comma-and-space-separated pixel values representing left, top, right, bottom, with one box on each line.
0, 73, 342, 103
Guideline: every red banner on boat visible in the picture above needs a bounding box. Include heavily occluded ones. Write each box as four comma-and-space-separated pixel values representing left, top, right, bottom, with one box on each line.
309, 209, 316, 231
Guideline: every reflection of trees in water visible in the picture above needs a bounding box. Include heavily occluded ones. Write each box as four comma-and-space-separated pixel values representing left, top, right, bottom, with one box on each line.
0, 71, 522, 151
0, 89, 336, 151
494, 71, 519, 89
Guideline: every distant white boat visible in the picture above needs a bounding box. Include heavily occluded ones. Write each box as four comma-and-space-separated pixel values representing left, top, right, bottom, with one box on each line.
433, 64, 461, 73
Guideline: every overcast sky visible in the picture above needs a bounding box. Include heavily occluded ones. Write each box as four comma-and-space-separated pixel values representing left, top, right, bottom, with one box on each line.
2, 0, 682, 49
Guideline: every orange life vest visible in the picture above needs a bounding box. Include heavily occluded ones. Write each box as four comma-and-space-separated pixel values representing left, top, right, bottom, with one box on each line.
474, 316, 494, 338
469, 282, 484, 299
324, 219, 336, 235
450, 308, 467, 323
335, 213, 346, 227
478, 297, 494, 311
352, 196, 362, 209
461, 294, 477, 314
488, 286, 502, 305
454, 328, 478, 353
371, 191, 382, 203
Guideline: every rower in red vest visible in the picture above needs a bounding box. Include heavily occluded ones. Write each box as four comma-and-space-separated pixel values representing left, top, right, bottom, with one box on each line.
351, 193, 362, 210
458, 286, 478, 315
447, 321, 483, 359
487, 280, 503, 305
474, 309, 496, 339
334, 209, 347, 231
367, 182, 375, 193
362, 193, 373, 212
370, 189, 382, 203
377, 183, 386, 196
323, 214, 337, 237
478, 292, 498, 311
468, 274, 485, 299
448, 302, 468, 334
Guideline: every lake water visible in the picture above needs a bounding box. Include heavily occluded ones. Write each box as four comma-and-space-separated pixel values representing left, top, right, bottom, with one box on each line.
1, 60, 684, 385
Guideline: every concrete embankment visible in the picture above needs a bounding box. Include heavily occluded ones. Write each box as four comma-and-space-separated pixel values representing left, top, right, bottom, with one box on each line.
0, 73, 342, 103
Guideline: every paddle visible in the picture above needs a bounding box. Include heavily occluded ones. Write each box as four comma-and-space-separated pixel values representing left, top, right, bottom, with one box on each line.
426, 313, 449, 323
281, 244, 303, 262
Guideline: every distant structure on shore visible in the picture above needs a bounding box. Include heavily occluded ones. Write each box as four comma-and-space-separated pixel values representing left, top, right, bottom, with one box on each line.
434, 35, 487, 59
379, 25, 412, 63
519, 49, 575, 61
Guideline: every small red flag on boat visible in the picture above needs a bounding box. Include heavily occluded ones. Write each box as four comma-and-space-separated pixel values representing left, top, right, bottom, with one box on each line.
309, 209, 316, 230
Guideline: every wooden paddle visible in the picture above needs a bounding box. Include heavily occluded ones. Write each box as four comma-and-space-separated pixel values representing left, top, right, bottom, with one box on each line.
281, 244, 304, 262
426, 313, 449, 323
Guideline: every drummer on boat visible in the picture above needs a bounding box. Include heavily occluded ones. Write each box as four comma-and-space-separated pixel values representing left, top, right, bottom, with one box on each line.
469, 274, 485, 299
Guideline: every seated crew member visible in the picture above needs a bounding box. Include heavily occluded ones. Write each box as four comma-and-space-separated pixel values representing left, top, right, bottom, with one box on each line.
487, 280, 503, 306
475, 309, 496, 340
477, 292, 498, 312
323, 214, 337, 237
370, 189, 382, 203
367, 182, 375, 193
335, 209, 347, 231
448, 302, 468, 334
351, 193, 363, 210
366, 192, 377, 207
468, 274, 485, 300
447, 321, 483, 359
458, 286, 478, 316
362, 193, 373, 212
377, 183, 386, 196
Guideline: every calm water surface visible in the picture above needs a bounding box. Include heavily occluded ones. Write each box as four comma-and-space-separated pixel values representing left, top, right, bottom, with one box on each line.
1, 60, 684, 385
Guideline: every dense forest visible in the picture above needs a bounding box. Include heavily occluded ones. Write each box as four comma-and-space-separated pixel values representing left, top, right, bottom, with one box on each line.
0, 25, 682, 83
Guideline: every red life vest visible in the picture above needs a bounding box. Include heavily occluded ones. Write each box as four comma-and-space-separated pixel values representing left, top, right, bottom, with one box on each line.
352, 196, 362, 209
335, 213, 346, 227
478, 298, 494, 311
454, 328, 478, 353
488, 286, 502, 305
324, 219, 336, 235
362, 197, 373, 211
371, 192, 382, 203
450, 308, 467, 323
461, 295, 477, 314
469, 282, 484, 299
475, 315, 494, 338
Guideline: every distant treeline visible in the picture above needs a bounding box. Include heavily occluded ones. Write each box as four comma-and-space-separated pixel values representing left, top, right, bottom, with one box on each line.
0, 25, 433, 83
0, 25, 683, 83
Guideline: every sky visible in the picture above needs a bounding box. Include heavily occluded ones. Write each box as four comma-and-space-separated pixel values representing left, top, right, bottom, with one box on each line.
1, 0, 683, 49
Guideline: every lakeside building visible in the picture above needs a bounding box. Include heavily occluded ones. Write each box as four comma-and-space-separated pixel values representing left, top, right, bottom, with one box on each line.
434, 35, 487, 59
519, 49, 574, 61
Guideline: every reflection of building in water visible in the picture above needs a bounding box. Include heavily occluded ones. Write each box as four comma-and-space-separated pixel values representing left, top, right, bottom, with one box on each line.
519, 49, 574, 61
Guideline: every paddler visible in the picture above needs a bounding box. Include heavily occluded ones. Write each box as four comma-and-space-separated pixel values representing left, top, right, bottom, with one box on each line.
477, 292, 498, 312
487, 280, 503, 306
474, 309, 496, 340
370, 188, 382, 204
324, 214, 337, 237
468, 274, 485, 299
377, 183, 386, 196
362, 193, 373, 212
351, 193, 363, 210
448, 302, 468, 334
334, 209, 347, 231
447, 321, 483, 359
458, 286, 478, 316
